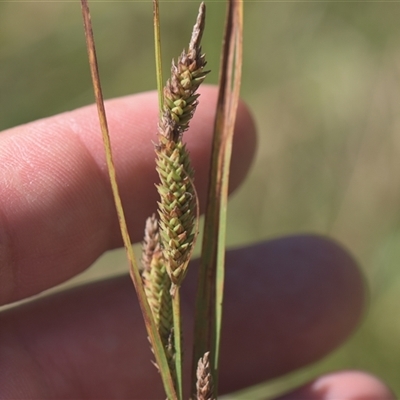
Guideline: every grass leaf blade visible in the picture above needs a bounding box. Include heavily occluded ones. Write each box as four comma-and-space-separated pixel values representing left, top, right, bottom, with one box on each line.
153, 0, 163, 114
80, 2, 177, 398
192, 0, 243, 396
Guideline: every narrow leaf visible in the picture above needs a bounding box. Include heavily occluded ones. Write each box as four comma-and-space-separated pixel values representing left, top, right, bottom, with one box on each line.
192, 0, 243, 396
153, 0, 164, 114
80, 2, 177, 398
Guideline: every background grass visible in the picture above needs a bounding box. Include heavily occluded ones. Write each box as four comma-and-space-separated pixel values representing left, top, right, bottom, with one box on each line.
2, 0, 400, 397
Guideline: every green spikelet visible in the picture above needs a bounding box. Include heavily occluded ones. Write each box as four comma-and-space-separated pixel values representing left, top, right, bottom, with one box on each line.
156, 138, 195, 286
141, 216, 173, 337
141, 215, 175, 377
156, 2, 208, 287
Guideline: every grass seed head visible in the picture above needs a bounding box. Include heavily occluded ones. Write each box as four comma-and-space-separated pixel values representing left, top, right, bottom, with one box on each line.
196, 351, 214, 400
156, 3, 208, 288
159, 2, 209, 143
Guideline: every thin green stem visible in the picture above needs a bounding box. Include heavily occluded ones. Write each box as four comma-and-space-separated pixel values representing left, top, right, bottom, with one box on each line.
172, 288, 183, 400
153, 0, 163, 114
191, 0, 243, 396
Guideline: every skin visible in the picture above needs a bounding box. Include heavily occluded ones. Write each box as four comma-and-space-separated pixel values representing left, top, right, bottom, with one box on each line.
0, 85, 394, 399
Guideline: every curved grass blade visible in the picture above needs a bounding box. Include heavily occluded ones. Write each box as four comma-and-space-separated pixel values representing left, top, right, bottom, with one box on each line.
191, 0, 243, 396
153, 0, 163, 115
80, 2, 177, 398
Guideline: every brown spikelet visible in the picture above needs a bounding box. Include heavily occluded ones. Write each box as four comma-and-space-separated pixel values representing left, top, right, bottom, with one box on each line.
196, 351, 214, 400
141, 214, 160, 274
159, 2, 208, 142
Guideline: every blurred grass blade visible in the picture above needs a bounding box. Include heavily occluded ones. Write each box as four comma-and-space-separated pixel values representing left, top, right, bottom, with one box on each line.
153, 0, 163, 114
192, 0, 243, 395
172, 290, 183, 400
80, 1, 177, 398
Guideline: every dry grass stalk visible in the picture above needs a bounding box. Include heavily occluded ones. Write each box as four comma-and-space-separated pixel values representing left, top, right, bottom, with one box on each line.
156, 2, 208, 289
192, 1, 243, 394
196, 352, 214, 400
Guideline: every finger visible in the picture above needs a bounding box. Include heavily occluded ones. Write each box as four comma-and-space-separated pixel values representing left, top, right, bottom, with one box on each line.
0, 236, 365, 399
276, 371, 395, 400
0, 85, 256, 305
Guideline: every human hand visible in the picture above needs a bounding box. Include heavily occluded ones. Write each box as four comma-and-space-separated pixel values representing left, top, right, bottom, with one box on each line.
0, 86, 393, 399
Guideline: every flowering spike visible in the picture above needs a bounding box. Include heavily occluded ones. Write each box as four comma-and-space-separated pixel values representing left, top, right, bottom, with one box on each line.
156, 2, 208, 287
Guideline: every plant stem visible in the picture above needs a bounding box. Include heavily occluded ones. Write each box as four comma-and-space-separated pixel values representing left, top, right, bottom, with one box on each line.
153, 0, 163, 114
191, 0, 243, 395
172, 288, 183, 400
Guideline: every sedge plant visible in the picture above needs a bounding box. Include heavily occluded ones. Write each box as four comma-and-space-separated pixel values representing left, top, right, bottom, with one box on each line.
80, 1, 243, 398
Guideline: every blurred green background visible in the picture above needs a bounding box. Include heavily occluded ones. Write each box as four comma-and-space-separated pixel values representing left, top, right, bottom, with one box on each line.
2, 0, 400, 397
